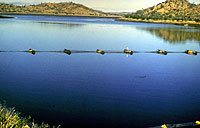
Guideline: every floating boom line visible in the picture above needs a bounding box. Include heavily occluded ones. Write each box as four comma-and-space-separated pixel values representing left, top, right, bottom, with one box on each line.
150, 120, 200, 128
0, 49, 199, 55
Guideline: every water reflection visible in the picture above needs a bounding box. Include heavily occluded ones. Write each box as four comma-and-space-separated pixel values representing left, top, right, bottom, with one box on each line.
136, 27, 200, 43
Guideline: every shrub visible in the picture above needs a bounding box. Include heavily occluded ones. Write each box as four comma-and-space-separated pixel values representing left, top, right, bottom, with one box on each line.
0, 103, 60, 128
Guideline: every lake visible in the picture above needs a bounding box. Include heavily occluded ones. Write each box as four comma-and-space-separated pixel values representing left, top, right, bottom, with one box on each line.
0, 15, 200, 128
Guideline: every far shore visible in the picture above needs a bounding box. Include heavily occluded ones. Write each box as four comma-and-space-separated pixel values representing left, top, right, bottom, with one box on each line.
0, 12, 121, 18
117, 17, 200, 27
1, 13, 200, 27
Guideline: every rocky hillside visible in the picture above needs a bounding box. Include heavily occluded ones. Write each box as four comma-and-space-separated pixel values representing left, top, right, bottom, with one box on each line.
125, 0, 200, 22
0, 2, 112, 17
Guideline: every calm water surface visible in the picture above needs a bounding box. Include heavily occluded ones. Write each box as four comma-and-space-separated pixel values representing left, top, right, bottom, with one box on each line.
0, 15, 200, 128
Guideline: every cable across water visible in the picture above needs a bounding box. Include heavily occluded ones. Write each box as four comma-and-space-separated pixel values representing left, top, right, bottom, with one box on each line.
0, 49, 199, 55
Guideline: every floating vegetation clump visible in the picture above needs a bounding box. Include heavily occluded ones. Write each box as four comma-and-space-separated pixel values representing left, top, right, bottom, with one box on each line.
0, 103, 59, 128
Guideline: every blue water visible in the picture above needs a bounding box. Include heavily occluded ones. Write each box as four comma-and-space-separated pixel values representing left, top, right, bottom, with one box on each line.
0, 15, 200, 128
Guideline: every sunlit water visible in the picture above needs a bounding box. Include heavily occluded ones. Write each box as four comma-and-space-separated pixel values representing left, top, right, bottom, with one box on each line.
0, 15, 200, 128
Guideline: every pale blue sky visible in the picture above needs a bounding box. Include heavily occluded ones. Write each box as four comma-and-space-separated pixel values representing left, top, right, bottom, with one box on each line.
0, 0, 199, 12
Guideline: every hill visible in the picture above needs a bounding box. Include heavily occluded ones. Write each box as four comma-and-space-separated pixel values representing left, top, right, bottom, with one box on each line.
0, 2, 116, 17
123, 0, 200, 23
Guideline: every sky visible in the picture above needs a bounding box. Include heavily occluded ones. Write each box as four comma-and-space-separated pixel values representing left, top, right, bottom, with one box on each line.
0, 0, 200, 12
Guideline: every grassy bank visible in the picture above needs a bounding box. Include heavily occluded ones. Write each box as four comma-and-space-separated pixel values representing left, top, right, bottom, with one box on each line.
117, 17, 200, 27
0, 103, 59, 128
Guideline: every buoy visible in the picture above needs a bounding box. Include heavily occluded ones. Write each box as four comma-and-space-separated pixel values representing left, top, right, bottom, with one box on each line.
185, 50, 197, 55
196, 121, 200, 125
157, 50, 167, 55
96, 49, 105, 55
28, 49, 36, 55
64, 49, 71, 55
124, 48, 133, 55
161, 124, 167, 128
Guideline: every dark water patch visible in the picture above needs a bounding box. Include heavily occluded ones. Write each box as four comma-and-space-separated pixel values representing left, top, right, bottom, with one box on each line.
0, 15, 15, 18
135, 76, 147, 78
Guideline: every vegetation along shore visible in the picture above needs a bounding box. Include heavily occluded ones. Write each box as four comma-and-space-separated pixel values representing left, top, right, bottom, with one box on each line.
0, 103, 59, 128
120, 0, 200, 26
117, 17, 200, 26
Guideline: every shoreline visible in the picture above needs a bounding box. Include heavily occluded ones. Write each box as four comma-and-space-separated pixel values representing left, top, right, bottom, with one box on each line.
0, 12, 121, 18
117, 17, 200, 27
1, 13, 200, 27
